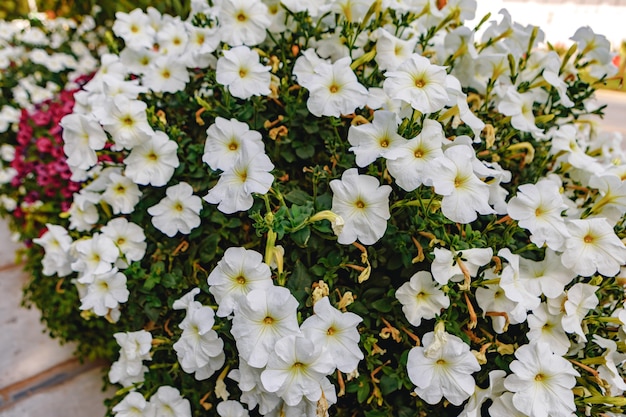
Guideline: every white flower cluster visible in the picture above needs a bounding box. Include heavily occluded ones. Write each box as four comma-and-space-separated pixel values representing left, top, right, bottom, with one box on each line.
31, 0, 626, 416
109, 329, 152, 387
35, 217, 146, 321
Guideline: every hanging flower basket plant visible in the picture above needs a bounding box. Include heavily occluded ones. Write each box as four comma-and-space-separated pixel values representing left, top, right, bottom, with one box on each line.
28, 1, 626, 416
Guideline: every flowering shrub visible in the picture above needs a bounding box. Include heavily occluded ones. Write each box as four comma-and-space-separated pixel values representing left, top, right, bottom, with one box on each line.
30, 1, 626, 417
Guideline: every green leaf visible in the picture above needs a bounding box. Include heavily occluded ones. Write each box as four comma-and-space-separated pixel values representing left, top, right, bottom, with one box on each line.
379, 374, 400, 395
287, 260, 312, 302
295, 143, 315, 159
371, 298, 393, 313
357, 381, 371, 403
290, 227, 310, 247
284, 189, 311, 205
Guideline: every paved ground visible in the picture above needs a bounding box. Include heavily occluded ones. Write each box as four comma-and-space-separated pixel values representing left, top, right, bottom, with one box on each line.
0, 220, 113, 417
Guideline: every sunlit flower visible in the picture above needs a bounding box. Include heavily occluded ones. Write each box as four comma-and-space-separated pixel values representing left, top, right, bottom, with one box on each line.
203, 117, 265, 172
374, 28, 418, 71
396, 271, 450, 327
383, 54, 449, 114
216, 46, 271, 99
101, 217, 147, 266
100, 95, 154, 150
112, 9, 156, 50
218, 0, 270, 46
216, 400, 250, 417
60, 113, 107, 171
347, 110, 404, 167
207, 247, 273, 317
561, 282, 599, 342
80, 268, 129, 316
147, 182, 202, 237
124, 130, 180, 187
561, 218, 626, 277
431, 247, 493, 285
300, 296, 363, 373
261, 335, 335, 406
330, 168, 391, 245
142, 55, 189, 93
407, 326, 481, 405
149, 386, 192, 417
102, 172, 142, 214
33, 224, 74, 277
71, 233, 119, 283
231, 286, 301, 368
112, 392, 150, 417
305, 57, 369, 118
504, 342, 579, 417
527, 303, 570, 356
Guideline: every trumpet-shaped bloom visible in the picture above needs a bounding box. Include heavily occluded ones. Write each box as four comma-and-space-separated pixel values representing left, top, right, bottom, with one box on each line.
112, 392, 149, 417
216, 46, 271, 99
216, 401, 250, 417
80, 268, 129, 316
204, 148, 274, 214
395, 271, 450, 327
300, 296, 363, 373
385, 119, 445, 191
383, 54, 449, 114
142, 55, 189, 94
149, 386, 191, 417
504, 342, 579, 417
374, 28, 419, 71
330, 168, 392, 245
124, 130, 180, 187
507, 177, 570, 251
147, 182, 202, 237
102, 172, 142, 214
561, 218, 626, 277
100, 95, 154, 150
203, 117, 265, 172
71, 233, 119, 283
518, 249, 576, 299
33, 224, 74, 277
101, 218, 147, 266
173, 303, 225, 380
527, 303, 570, 356
305, 57, 369, 117
347, 110, 404, 167
561, 282, 599, 341
231, 286, 301, 368
407, 328, 480, 405
431, 145, 495, 223
207, 247, 273, 317
431, 247, 493, 285
112, 9, 156, 50
60, 113, 107, 171
218, 0, 270, 46
261, 335, 335, 406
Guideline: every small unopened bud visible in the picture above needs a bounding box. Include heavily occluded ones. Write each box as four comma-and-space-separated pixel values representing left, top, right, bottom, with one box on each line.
309, 210, 345, 236
311, 280, 330, 305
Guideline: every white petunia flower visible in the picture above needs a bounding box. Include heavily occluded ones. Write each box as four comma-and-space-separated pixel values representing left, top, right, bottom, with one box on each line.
216, 46, 271, 99
204, 147, 274, 214
593, 335, 626, 396
588, 173, 626, 225
71, 233, 119, 283
561, 218, 626, 277
218, 0, 270, 46
80, 268, 129, 316
489, 392, 527, 417
124, 130, 180, 187
330, 168, 392, 245
498, 248, 540, 311
207, 247, 273, 317
395, 271, 450, 327
173, 303, 225, 380
497, 87, 544, 137
383, 54, 449, 114
33, 224, 74, 277
202, 117, 265, 172
68, 192, 99, 232
527, 303, 570, 356
507, 177, 570, 251
149, 386, 192, 417
231, 286, 301, 368
300, 296, 363, 373
112, 9, 156, 50
101, 217, 147, 266
431, 145, 495, 223
216, 400, 250, 417
60, 113, 107, 172
385, 118, 445, 191
147, 182, 202, 237
100, 95, 155, 150
561, 282, 599, 342
431, 247, 493, 285
374, 28, 419, 72
112, 392, 150, 417
518, 249, 576, 299
102, 172, 142, 214
305, 57, 369, 118
142, 55, 189, 93
504, 342, 579, 417
347, 110, 404, 167
261, 335, 335, 406
459, 370, 507, 417
407, 326, 481, 405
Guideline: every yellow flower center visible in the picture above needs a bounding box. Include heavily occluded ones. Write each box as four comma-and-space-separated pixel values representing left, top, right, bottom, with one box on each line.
264, 316, 274, 324
236, 276, 246, 285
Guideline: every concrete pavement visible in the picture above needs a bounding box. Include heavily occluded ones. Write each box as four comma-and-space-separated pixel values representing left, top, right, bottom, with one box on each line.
0, 220, 113, 417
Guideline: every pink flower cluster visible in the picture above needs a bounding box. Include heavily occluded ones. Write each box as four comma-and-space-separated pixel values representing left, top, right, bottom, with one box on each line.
9, 76, 92, 222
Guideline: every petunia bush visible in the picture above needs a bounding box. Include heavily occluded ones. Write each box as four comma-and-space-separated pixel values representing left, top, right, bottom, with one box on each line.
28, 0, 626, 416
